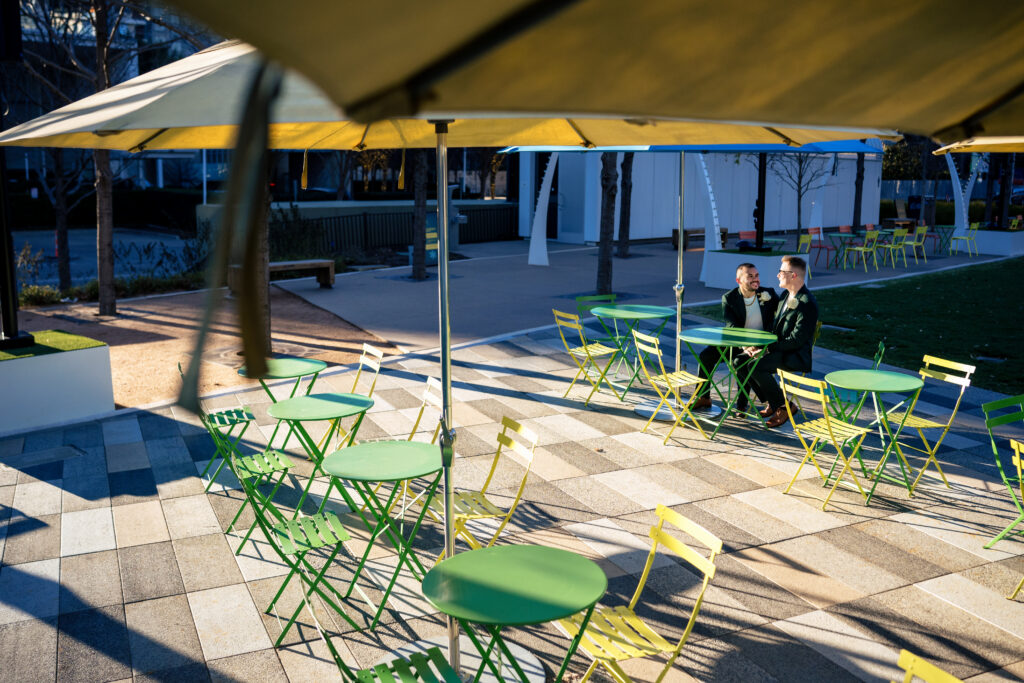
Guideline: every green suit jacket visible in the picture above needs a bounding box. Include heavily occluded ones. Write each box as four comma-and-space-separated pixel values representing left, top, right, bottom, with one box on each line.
769, 285, 819, 373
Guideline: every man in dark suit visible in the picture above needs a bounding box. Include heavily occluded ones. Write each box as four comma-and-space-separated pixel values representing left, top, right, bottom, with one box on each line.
747, 255, 819, 428
692, 263, 779, 413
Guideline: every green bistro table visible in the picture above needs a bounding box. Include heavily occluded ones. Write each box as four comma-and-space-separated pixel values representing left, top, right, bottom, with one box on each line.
679, 326, 777, 438
825, 369, 923, 504
827, 233, 859, 268
589, 304, 675, 399
240, 356, 328, 448
321, 441, 442, 629
422, 544, 607, 683
267, 392, 373, 515
934, 224, 956, 254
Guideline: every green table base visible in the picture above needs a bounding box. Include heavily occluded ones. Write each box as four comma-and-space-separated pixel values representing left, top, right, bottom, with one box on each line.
590, 304, 674, 399
422, 545, 606, 683
680, 326, 777, 438
825, 369, 923, 504
322, 440, 442, 629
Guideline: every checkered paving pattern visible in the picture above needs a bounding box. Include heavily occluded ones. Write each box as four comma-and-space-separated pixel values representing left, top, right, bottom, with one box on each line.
1, 319, 1023, 682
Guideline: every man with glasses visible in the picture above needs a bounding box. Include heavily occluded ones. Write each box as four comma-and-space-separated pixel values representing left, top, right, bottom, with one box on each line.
744, 255, 819, 428
692, 263, 779, 413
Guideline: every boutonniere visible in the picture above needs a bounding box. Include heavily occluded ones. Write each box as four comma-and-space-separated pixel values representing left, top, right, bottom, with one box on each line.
759, 291, 771, 303
786, 297, 799, 310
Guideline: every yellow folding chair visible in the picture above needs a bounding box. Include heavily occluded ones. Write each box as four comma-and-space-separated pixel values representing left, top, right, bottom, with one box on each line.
845, 229, 880, 271
950, 223, 979, 256
1005, 439, 1024, 600
892, 649, 963, 683
905, 225, 929, 264
318, 342, 385, 452
426, 416, 537, 561
797, 232, 812, 254
558, 505, 722, 683
778, 370, 871, 510
879, 228, 909, 268
553, 309, 621, 406
632, 329, 708, 442
884, 356, 975, 494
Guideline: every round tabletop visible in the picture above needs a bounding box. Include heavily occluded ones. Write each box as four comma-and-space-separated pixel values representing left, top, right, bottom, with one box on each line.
679, 326, 777, 348
825, 369, 923, 393
323, 441, 441, 482
238, 356, 327, 380
267, 392, 374, 422
590, 304, 675, 321
422, 545, 607, 626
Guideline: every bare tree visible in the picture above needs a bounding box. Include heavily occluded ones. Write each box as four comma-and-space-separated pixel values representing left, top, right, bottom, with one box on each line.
596, 152, 617, 295
767, 153, 830, 231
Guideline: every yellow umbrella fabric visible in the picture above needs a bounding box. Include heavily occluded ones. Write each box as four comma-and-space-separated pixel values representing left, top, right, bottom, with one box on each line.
0, 41, 895, 151
160, 0, 1024, 142
935, 137, 1024, 154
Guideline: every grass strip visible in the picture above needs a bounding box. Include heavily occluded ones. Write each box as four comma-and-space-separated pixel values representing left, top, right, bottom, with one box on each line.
0, 329, 106, 362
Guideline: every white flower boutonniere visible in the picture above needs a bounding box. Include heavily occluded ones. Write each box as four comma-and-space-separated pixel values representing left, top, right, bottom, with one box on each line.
786, 297, 799, 310
759, 291, 771, 303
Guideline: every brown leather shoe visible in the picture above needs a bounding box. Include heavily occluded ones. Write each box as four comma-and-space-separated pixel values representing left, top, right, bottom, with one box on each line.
765, 406, 790, 429
692, 396, 712, 411
759, 405, 774, 417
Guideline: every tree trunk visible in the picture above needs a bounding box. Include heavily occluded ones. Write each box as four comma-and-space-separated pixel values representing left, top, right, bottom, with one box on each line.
984, 155, 997, 225
853, 152, 865, 228
93, 1, 115, 315
411, 149, 428, 281
596, 152, 617, 295
999, 154, 1013, 229
257, 188, 271, 350
616, 152, 634, 258
755, 153, 767, 248
53, 150, 71, 292
94, 149, 115, 314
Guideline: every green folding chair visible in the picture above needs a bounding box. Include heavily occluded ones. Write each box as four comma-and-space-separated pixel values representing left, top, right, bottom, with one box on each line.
982, 395, 1024, 549
228, 448, 296, 555
238, 472, 362, 645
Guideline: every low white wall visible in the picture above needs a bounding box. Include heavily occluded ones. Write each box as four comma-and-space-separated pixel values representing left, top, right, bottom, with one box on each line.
700, 250, 807, 290
0, 345, 115, 435
973, 230, 1024, 256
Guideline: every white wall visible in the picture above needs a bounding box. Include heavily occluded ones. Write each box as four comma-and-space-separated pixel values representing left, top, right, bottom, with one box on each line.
532, 149, 882, 244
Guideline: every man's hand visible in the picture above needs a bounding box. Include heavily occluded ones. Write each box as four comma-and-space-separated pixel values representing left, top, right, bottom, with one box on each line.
742, 346, 758, 356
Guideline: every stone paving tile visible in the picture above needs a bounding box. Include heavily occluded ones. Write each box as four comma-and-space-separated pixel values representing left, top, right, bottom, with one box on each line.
59, 550, 122, 614
56, 604, 133, 682
172, 533, 243, 593
774, 609, 902, 682
593, 466, 693, 508
60, 507, 115, 557
694, 495, 805, 544
154, 460, 207, 500
17, 459, 65, 484
732, 487, 849, 534
13, 478, 63, 517
917, 573, 1024, 641
138, 414, 182, 441
206, 649, 287, 682
730, 542, 866, 610
112, 500, 170, 547
22, 429, 63, 454
2, 512, 60, 565
226, 527, 291, 582
276, 637, 345, 681
61, 474, 110, 513
816, 524, 952, 585
101, 417, 143, 446
161, 494, 222, 540
565, 516, 674, 575
124, 594, 205, 678
671, 457, 762, 495
62, 446, 106, 480
0, 557, 60, 625
118, 541, 184, 604
108, 467, 160, 506
0, 616, 58, 683
188, 583, 272, 661
105, 441, 150, 473
553, 474, 646, 518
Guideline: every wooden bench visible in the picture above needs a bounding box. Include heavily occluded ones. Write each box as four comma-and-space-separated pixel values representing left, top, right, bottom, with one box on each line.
673, 227, 729, 250
228, 259, 334, 294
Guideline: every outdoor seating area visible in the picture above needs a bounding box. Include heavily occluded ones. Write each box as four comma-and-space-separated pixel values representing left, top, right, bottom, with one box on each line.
1, 310, 1022, 682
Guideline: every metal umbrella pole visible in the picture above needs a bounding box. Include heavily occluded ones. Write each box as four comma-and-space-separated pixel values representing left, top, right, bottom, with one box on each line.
431, 120, 460, 674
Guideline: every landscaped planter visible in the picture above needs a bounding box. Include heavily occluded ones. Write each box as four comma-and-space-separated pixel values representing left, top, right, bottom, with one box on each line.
700, 250, 808, 290
973, 229, 1024, 256
0, 330, 115, 435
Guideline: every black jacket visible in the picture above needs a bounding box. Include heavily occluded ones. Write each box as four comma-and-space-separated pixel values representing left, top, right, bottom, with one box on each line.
769, 285, 819, 373
722, 287, 779, 330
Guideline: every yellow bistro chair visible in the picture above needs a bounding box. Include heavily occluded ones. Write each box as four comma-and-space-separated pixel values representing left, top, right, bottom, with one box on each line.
905, 225, 930, 264
845, 230, 880, 271
778, 370, 871, 510
950, 223, 979, 257
632, 330, 709, 442
554, 309, 622, 406
558, 505, 722, 683
892, 649, 963, 683
879, 228, 909, 268
797, 232, 812, 254
1005, 439, 1024, 600
885, 356, 975, 495
427, 416, 537, 561
319, 342, 385, 452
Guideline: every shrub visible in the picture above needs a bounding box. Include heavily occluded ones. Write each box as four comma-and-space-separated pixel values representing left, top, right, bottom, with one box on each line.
18, 285, 63, 307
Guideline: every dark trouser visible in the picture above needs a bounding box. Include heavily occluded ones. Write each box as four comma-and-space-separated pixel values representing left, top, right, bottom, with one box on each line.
695, 346, 765, 407
743, 351, 787, 411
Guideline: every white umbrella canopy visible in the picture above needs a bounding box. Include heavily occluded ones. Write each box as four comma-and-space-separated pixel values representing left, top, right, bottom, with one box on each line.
935, 137, 1024, 154
0, 41, 894, 151
160, 0, 1024, 142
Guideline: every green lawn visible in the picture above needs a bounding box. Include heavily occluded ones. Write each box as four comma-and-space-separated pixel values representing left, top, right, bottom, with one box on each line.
689, 257, 1021, 395
0, 329, 106, 362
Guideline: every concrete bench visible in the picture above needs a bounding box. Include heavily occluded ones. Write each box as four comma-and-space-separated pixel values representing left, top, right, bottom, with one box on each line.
228, 259, 334, 294
673, 227, 729, 250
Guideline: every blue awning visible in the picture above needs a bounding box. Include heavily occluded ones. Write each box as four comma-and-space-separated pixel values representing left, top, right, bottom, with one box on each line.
500, 140, 884, 154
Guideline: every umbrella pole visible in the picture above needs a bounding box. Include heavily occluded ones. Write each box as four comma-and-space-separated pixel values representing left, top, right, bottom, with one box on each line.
432, 120, 460, 674
675, 151, 685, 373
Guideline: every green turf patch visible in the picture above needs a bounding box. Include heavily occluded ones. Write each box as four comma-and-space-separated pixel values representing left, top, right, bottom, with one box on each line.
712, 249, 793, 256
0, 330, 107, 362
689, 257, 1021, 395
